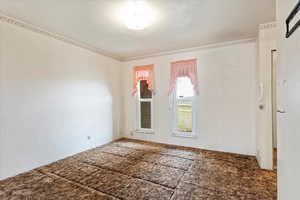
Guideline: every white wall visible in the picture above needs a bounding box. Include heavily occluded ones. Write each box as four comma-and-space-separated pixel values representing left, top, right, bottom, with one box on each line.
0, 20, 4, 179
0, 21, 122, 180
277, 0, 300, 199
122, 41, 257, 155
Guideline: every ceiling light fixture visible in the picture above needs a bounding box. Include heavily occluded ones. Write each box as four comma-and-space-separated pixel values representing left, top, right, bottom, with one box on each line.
121, 0, 155, 30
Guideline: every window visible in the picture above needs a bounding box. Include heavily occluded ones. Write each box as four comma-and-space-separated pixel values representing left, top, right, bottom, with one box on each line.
173, 77, 196, 137
136, 80, 154, 133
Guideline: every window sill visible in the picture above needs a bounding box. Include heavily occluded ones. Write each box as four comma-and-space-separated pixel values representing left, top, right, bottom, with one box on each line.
172, 131, 196, 138
135, 129, 155, 134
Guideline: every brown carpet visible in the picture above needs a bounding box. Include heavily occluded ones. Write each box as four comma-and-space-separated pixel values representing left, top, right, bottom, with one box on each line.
0, 138, 277, 200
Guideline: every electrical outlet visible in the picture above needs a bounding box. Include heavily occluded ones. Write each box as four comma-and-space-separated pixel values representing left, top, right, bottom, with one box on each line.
130, 131, 134, 136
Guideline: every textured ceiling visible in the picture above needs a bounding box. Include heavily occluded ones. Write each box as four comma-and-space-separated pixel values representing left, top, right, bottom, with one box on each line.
0, 0, 275, 60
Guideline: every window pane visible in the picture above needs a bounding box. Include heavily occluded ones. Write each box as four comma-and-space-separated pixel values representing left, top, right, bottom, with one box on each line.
177, 100, 192, 132
140, 80, 152, 99
141, 102, 151, 129
176, 77, 194, 98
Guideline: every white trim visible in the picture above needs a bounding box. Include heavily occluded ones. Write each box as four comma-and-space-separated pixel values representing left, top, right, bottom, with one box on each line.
0, 11, 259, 63
0, 11, 123, 61
172, 131, 196, 138
124, 38, 256, 61
135, 129, 155, 134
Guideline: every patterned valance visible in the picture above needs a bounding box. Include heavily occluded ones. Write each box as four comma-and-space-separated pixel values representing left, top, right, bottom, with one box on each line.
132, 64, 155, 95
169, 59, 199, 95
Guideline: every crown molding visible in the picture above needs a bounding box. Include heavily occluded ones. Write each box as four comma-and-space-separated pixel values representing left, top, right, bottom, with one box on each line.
259, 22, 277, 30
0, 12, 123, 61
0, 11, 259, 63
124, 38, 257, 61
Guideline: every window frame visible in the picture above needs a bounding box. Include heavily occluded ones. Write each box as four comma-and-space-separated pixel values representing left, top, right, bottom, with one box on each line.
172, 77, 197, 138
135, 80, 155, 134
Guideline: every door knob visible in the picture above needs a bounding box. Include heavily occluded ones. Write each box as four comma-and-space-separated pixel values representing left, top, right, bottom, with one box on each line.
277, 109, 286, 113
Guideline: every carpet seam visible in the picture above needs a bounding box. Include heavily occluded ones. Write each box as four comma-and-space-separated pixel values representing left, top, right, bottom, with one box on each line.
109, 144, 260, 170
81, 161, 175, 192
168, 163, 191, 200
179, 175, 268, 198
2, 138, 276, 200
119, 137, 258, 159
37, 169, 123, 200
112, 144, 196, 161
98, 150, 191, 171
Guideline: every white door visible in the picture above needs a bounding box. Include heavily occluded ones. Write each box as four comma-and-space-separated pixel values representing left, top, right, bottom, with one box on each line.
272, 50, 277, 149
275, 49, 287, 170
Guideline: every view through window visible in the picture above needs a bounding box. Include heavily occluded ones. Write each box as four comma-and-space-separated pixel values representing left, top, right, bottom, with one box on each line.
139, 80, 152, 129
176, 77, 194, 132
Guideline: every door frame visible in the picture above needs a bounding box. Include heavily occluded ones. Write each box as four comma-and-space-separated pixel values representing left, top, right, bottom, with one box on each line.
271, 49, 277, 170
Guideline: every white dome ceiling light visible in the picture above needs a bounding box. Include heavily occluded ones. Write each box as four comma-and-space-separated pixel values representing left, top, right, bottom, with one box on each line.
121, 0, 155, 30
